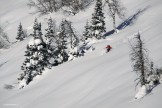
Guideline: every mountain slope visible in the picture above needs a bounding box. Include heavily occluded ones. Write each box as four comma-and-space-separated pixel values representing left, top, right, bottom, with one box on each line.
0, 0, 162, 108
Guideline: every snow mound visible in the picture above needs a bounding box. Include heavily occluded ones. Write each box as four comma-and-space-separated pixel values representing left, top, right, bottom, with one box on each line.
28, 38, 35, 46
28, 38, 42, 47
135, 85, 148, 99
18, 79, 27, 89
34, 39, 42, 45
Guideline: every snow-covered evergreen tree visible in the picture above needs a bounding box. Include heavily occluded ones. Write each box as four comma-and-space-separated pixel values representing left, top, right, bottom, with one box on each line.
64, 20, 79, 49
90, 0, 106, 39
31, 21, 49, 73
45, 17, 57, 44
19, 20, 49, 86
57, 21, 69, 62
19, 38, 49, 86
32, 18, 43, 40
82, 20, 91, 42
19, 42, 36, 85
33, 18, 39, 31
16, 23, 25, 41
60, 20, 80, 58
45, 17, 59, 66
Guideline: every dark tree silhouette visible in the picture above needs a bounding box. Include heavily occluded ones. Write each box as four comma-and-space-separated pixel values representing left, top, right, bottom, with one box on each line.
130, 32, 150, 86
16, 23, 25, 41
90, 0, 106, 39
82, 20, 91, 42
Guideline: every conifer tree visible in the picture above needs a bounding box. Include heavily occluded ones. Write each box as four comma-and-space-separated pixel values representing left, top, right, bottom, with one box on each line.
32, 18, 44, 41
57, 20, 69, 62
45, 17, 59, 66
16, 23, 25, 41
19, 20, 49, 86
64, 20, 79, 49
19, 43, 36, 85
19, 38, 48, 85
33, 18, 39, 30
33, 19, 43, 41
34, 22, 49, 71
45, 17, 57, 44
82, 20, 91, 42
33, 21, 44, 43
91, 0, 106, 39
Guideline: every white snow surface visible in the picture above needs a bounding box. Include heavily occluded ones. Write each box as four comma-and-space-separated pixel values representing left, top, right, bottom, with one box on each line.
135, 85, 148, 99
0, 0, 162, 108
34, 38, 42, 45
28, 38, 35, 46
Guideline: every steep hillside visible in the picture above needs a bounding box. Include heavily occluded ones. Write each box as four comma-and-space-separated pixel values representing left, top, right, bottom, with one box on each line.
0, 0, 162, 108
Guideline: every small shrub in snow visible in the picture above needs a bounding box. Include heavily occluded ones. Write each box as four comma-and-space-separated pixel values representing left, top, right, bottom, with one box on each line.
146, 62, 160, 85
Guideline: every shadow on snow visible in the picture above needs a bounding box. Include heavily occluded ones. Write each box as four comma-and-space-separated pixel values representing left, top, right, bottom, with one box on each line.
104, 6, 150, 37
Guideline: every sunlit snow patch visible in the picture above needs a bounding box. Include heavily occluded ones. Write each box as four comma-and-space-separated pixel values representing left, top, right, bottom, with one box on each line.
135, 85, 148, 99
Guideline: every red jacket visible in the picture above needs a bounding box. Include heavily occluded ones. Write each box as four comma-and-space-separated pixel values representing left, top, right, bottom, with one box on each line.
105, 45, 112, 49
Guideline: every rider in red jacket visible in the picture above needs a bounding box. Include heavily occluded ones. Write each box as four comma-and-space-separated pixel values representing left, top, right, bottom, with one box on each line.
105, 45, 112, 52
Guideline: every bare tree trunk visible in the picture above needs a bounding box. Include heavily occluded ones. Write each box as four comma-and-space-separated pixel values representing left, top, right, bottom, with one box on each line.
138, 34, 146, 86
113, 14, 117, 33
104, 0, 126, 33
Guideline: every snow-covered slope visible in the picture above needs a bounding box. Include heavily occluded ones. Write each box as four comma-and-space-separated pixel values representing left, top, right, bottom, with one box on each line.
0, 0, 36, 41
0, 0, 162, 108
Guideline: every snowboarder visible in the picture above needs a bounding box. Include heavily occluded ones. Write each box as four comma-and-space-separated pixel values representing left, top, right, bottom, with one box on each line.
105, 45, 112, 53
